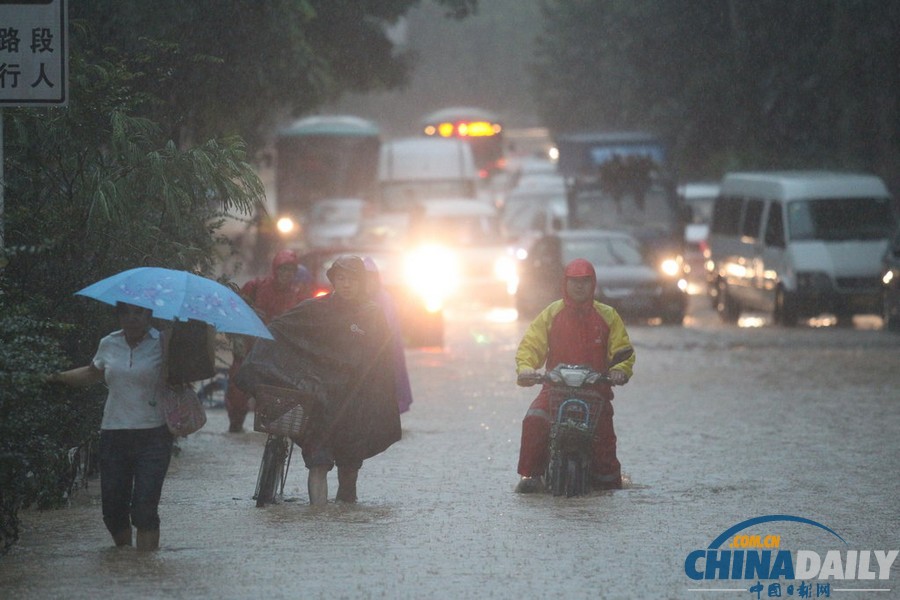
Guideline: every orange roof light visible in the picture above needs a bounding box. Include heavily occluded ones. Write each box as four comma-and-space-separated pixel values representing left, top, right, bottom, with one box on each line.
431, 120, 499, 138
459, 121, 497, 137
438, 122, 455, 138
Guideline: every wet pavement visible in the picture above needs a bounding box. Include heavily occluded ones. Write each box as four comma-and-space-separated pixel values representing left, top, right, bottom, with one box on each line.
1, 298, 899, 599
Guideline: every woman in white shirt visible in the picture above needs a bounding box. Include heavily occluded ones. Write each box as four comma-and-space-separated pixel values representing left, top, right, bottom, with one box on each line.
49, 302, 173, 551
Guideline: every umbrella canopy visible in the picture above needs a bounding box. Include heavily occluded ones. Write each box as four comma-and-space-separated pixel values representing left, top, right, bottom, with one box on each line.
75, 267, 274, 340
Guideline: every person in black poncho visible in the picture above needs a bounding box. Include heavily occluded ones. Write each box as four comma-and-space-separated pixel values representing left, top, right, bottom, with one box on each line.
234, 255, 401, 505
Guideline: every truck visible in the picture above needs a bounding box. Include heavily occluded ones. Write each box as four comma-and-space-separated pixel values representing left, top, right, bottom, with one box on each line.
554, 131, 688, 264
377, 136, 479, 212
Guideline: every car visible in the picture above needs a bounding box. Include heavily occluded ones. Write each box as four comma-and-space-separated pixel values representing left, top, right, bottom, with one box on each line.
515, 229, 688, 324
500, 180, 568, 245
706, 171, 896, 325
683, 221, 710, 294
677, 182, 719, 225
882, 225, 900, 332
678, 182, 719, 294
303, 198, 372, 248
298, 247, 445, 347
406, 198, 517, 304
355, 198, 518, 306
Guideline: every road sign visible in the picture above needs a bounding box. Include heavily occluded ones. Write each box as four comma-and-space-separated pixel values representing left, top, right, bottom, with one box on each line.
0, 0, 67, 106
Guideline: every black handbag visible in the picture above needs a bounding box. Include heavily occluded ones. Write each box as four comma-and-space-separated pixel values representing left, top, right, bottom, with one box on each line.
164, 319, 216, 385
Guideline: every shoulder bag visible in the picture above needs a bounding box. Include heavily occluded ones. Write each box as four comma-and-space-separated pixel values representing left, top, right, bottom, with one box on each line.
160, 383, 207, 437
158, 331, 207, 436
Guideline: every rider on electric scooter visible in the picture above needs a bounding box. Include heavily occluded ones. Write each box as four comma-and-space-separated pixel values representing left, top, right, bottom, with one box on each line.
515, 258, 636, 493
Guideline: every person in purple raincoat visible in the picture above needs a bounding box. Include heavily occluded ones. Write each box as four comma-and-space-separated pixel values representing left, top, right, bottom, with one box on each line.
364, 256, 414, 415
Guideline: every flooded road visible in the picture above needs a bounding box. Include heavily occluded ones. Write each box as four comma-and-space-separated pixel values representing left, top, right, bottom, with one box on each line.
2, 298, 899, 599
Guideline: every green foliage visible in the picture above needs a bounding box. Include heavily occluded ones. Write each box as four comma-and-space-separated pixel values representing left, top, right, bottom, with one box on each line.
2, 37, 264, 326
0, 296, 105, 555
532, 1, 900, 185
69, 0, 480, 153
0, 25, 265, 554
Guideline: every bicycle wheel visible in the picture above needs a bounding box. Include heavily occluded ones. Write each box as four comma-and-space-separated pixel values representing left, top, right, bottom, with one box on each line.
255, 434, 289, 507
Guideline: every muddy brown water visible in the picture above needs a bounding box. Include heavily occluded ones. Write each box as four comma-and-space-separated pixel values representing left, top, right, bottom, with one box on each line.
2, 300, 898, 599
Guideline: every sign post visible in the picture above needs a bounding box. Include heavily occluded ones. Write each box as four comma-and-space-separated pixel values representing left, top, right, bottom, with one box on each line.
0, 0, 68, 251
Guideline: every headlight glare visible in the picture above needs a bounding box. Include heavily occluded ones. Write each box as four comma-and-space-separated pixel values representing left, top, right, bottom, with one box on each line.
404, 245, 460, 310
276, 216, 297, 235
660, 257, 681, 277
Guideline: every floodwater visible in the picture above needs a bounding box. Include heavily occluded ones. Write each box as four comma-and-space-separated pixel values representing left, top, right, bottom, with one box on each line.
2, 298, 899, 599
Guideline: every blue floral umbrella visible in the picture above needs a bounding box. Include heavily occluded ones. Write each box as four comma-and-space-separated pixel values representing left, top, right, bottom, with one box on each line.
75, 267, 273, 340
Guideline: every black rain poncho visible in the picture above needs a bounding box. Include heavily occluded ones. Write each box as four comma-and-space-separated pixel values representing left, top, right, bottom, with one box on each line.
234, 292, 401, 463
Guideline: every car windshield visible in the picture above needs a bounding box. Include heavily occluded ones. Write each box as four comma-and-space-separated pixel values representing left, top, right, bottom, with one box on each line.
501, 194, 566, 236
309, 201, 364, 225
787, 197, 897, 241
571, 183, 678, 233
561, 236, 645, 267
413, 214, 501, 246
380, 182, 475, 211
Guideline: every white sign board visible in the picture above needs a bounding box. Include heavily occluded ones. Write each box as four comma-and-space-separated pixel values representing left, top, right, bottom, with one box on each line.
0, 0, 67, 106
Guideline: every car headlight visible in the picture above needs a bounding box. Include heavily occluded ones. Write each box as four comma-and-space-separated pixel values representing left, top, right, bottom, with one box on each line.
404, 245, 460, 312
493, 255, 518, 295
276, 216, 298, 236
660, 257, 682, 277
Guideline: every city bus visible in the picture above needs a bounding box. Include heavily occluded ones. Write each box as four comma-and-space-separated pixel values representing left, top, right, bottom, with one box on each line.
421, 106, 505, 179
273, 114, 381, 238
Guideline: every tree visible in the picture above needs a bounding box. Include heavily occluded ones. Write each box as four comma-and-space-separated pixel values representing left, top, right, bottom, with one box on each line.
3, 42, 263, 319
0, 30, 265, 553
531, 1, 900, 188
71, 0, 479, 153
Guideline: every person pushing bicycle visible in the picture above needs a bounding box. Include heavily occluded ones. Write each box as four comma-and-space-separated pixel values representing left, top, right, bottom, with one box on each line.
235, 255, 401, 505
514, 258, 636, 493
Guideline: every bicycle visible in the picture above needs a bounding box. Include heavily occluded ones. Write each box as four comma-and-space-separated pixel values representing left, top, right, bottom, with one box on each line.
252, 384, 318, 507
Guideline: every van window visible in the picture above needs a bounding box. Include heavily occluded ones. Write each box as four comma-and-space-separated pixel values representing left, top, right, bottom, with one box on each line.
711, 196, 742, 235
787, 197, 897, 241
741, 198, 764, 240
764, 202, 785, 248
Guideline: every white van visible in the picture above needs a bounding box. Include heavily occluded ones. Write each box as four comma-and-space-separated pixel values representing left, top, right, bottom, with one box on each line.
377, 137, 479, 210
707, 171, 897, 325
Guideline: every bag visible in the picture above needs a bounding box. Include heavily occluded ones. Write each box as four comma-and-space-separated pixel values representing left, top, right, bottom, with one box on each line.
165, 319, 216, 385
160, 384, 207, 437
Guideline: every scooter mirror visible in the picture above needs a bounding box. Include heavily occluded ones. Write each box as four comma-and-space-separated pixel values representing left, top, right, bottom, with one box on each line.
609, 347, 634, 368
